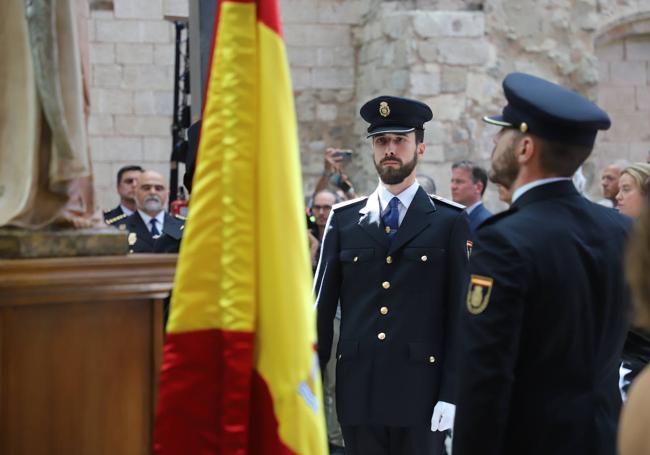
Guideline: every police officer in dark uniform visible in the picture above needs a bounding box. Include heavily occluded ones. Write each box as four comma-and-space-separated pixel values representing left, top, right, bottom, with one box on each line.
315, 96, 470, 455
104, 165, 143, 229
453, 73, 632, 455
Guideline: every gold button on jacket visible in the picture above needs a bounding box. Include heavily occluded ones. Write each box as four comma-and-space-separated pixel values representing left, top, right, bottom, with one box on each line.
377, 332, 386, 340
382, 281, 390, 289
380, 306, 389, 315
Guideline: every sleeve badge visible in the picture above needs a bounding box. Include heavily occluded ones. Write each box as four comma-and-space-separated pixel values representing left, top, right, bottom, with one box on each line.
467, 274, 493, 315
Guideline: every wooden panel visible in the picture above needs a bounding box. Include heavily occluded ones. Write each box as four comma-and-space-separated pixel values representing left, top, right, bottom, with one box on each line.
0, 255, 175, 455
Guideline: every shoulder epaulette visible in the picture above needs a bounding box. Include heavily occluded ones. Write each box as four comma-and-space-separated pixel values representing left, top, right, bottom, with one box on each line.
174, 214, 187, 221
476, 207, 518, 229
429, 194, 465, 210
106, 213, 128, 225
332, 196, 368, 211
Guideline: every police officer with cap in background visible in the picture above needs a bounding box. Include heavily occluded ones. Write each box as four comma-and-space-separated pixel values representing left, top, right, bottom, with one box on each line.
453, 73, 632, 455
315, 96, 470, 455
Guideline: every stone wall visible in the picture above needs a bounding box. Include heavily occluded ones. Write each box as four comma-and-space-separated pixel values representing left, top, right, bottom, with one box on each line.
87, 0, 650, 212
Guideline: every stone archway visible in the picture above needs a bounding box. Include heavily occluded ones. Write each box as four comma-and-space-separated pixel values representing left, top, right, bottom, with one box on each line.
588, 12, 650, 197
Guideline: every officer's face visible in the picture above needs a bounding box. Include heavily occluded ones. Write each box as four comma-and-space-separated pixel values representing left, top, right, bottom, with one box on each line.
616, 173, 644, 218
135, 171, 169, 214
489, 128, 520, 189
601, 165, 621, 199
117, 170, 141, 202
372, 132, 423, 185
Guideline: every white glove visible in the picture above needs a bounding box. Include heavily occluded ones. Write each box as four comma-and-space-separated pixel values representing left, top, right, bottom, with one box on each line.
430, 400, 456, 432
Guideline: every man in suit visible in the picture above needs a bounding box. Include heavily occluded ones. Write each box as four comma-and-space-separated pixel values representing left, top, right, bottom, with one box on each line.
315, 96, 470, 455
453, 73, 632, 455
125, 170, 184, 254
104, 165, 144, 228
450, 160, 492, 233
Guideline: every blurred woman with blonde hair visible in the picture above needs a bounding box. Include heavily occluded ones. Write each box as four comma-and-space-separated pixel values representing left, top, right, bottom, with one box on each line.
617, 163, 650, 218
619, 179, 650, 454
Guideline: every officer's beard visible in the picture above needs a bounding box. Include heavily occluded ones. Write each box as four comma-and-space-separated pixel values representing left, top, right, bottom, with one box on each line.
375, 148, 418, 185
143, 196, 163, 213
489, 135, 519, 190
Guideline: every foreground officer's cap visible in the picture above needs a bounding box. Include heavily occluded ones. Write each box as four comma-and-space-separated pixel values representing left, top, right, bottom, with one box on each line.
361, 96, 433, 138
483, 72, 611, 147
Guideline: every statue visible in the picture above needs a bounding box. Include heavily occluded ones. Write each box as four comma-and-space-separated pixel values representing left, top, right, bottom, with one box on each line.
0, 0, 96, 229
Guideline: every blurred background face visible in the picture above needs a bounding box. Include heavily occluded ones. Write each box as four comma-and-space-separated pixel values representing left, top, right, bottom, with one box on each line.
118, 170, 141, 203
312, 191, 336, 228
136, 171, 168, 214
617, 173, 643, 218
601, 165, 621, 200
451, 167, 481, 206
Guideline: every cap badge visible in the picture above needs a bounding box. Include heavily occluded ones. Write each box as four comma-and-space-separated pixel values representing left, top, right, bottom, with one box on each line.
467, 274, 493, 315
128, 232, 137, 246
379, 101, 390, 118
519, 122, 528, 133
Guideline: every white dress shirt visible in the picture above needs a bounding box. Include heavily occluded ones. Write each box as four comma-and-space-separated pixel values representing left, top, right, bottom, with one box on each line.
377, 180, 420, 226
137, 209, 165, 234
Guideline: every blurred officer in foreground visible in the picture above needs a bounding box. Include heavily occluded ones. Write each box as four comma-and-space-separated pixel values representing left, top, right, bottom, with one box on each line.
315, 96, 469, 455
453, 72, 632, 455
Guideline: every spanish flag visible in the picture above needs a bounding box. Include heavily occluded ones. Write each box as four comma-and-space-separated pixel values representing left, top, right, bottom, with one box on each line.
152, 0, 327, 453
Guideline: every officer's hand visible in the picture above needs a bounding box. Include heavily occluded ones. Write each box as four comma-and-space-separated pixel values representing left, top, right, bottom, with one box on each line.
430, 401, 456, 432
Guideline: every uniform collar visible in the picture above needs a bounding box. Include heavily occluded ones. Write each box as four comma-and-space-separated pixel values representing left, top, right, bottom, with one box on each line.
377, 179, 420, 212
120, 204, 134, 216
511, 177, 572, 204
137, 209, 165, 232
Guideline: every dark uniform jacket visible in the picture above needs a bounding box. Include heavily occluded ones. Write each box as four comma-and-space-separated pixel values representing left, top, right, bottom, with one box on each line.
125, 211, 184, 253
467, 201, 492, 233
315, 186, 469, 427
104, 205, 129, 229
454, 180, 632, 455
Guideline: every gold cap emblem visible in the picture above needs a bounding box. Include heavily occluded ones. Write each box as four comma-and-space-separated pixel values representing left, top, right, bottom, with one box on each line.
379, 101, 390, 118
128, 232, 137, 246
519, 122, 528, 133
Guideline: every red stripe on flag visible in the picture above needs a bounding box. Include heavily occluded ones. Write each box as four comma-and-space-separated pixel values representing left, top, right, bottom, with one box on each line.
154, 329, 255, 454
257, 0, 282, 36
248, 371, 296, 454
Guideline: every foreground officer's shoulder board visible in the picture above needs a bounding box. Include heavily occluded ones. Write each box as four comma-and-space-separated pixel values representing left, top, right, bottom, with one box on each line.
333, 196, 367, 211
106, 213, 127, 225
429, 194, 465, 211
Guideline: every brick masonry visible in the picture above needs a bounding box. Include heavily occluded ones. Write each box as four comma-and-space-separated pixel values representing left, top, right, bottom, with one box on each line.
89, 0, 650, 212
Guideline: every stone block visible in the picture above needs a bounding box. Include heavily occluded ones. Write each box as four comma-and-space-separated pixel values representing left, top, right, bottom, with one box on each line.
284, 24, 351, 48
93, 64, 123, 88
114, 0, 163, 19
413, 12, 485, 38
134, 90, 173, 115
466, 72, 501, 105
291, 67, 311, 91
280, 0, 319, 23
418, 41, 438, 62
381, 13, 412, 40
91, 137, 143, 162
139, 21, 172, 43
88, 114, 115, 135
312, 67, 354, 89
604, 111, 650, 142
625, 36, 650, 62
596, 39, 624, 63
630, 142, 650, 161
316, 104, 338, 122
441, 66, 467, 93
163, 0, 189, 17
92, 162, 113, 189
422, 144, 444, 163
434, 94, 466, 121
115, 115, 171, 136
636, 86, 650, 111
154, 44, 175, 66
598, 61, 610, 83
438, 39, 489, 65
445, 142, 470, 162
122, 65, 174, 90
389, 70, 409, 91
597, 86, 635, 111
90, 43, 115, 64
410, 72, 441, 96
87, 18, 95, 42
318, 1, 367, 24
287, 46, 317, 67
96, 20, 141, 43
424, 120, 447, 145
143, 137, 171, 161
610, 61, 647, 86
116, 43, 154, 64
91, 88, 133, 114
